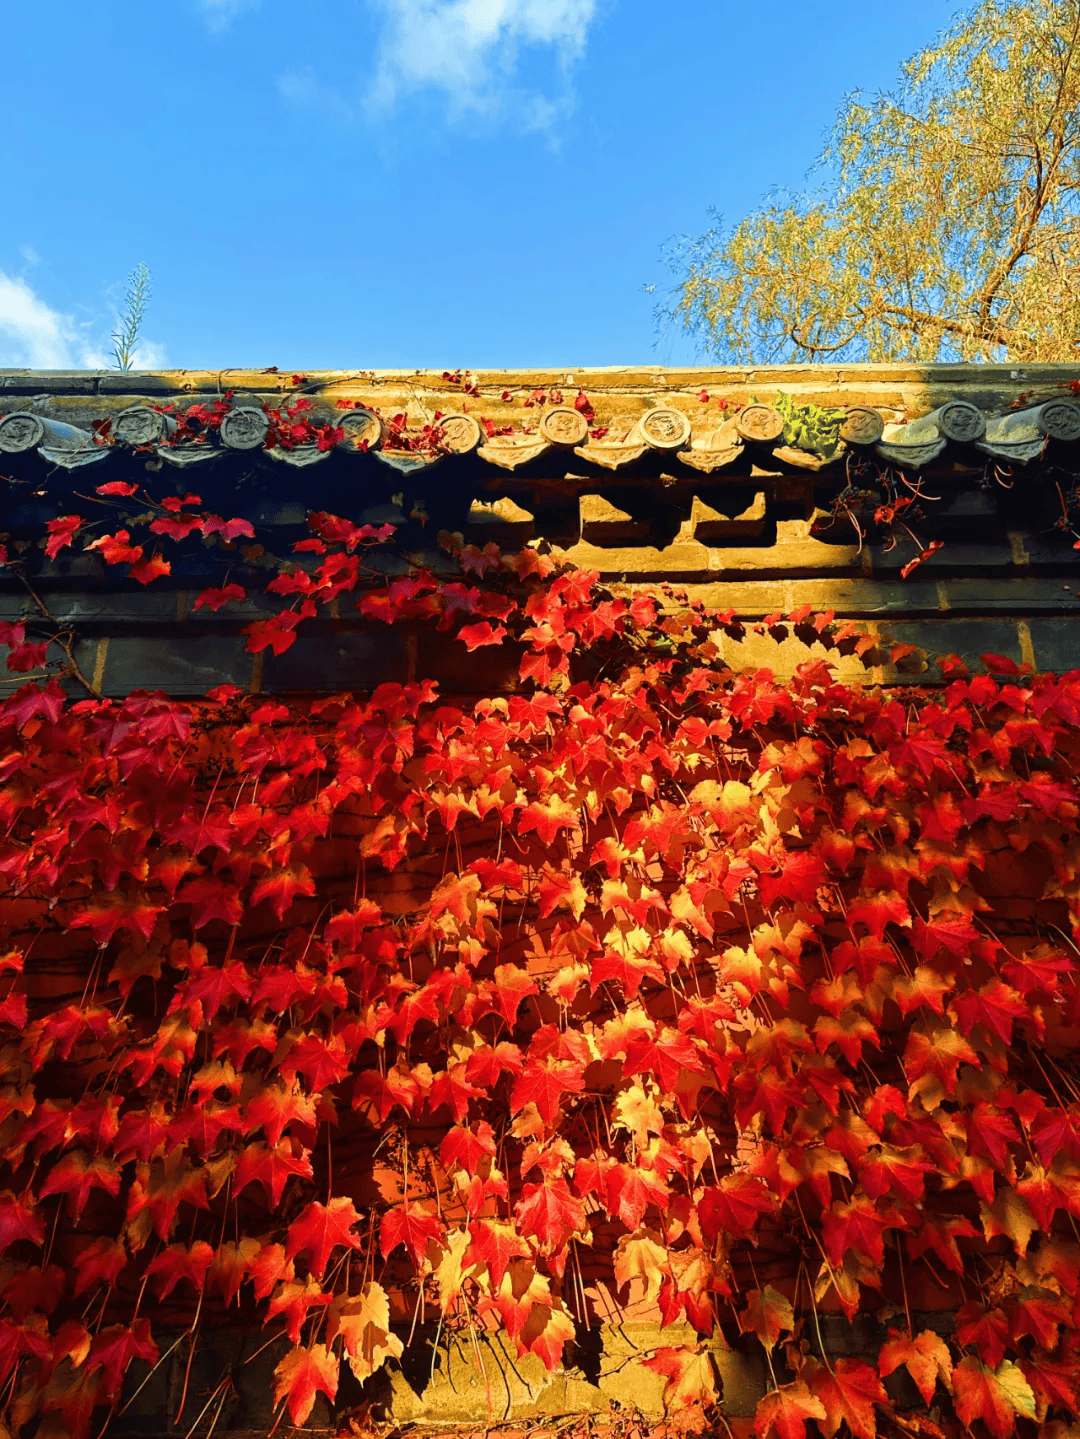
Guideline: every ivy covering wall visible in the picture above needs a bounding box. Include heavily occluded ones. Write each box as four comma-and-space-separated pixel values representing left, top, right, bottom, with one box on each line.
0, 502, 1078, 1439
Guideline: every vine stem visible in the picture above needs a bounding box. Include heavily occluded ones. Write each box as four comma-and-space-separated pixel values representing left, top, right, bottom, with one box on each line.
16, 571, 101, 697
896, 1234, 912, 1337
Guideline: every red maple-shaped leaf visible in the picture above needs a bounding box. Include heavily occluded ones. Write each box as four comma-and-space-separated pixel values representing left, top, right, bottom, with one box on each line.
267, 1275, 333, 1343
953, 1356, 1036, 1438
643, 1344, 718, 1411
965, 1103, 1020, 1169
879, 1327, 953, 1405
88, 529, 142, 565
804, 1356, 889, 1439
846, 889, 909, 938
0, 1191, 46, 1253
822, 1195, 901, 1268
698, 1174, 776, 1241
86, 1320, 158, 1400
272, 1342, 339, 1426
0, 1313, 51, 1387
145, 1240, 214, 1299
510, 1058, 583, 1125
209, 1238, 261, 1307
278, 1032, 349, 1090
193, 583, 247, 612
45, 515, 82, 560
739, 1287, 794, 1352
201, 514, 255, 543
466, 1220, 530, 1290
124, 1150, 208, 1240
286, 1198, 364, 1278
380, 1202, 444, 1267
515, 1179, 585, 1254
440, 1121, 496, 1172
518, 794, 580, 846
150, 513, 202, 540
0, 1264, 63, 1320
489, 963, 539, 1026
251, 1242, 295, 1302
129, 551, 171, 585
244, 1082, 317, 1146
951, 979, 1028, 1046
955, 1301, 1011, 1368
1028, 1106, 1080, 1167
754, 1381, 827, 1439
458, 621, 507, 650
69, 892, 163, 945
908, 1214, 978, 1275
903, 1024, 979, 1095
857, 1146, 933, 1205
517, 1301, 576, 1371
604, 1164, 670, 1230
245, 613, 301, 657
1009, 1285, 1070, 1349
39, 1150, 121, 1217
250, 860, 316, 918
73, 1236, 127, 1295
234, 1139, 314, 1207
176, 875, 244, 929
623, 1026, 706, 1091
1019, 1351, 1080, 1415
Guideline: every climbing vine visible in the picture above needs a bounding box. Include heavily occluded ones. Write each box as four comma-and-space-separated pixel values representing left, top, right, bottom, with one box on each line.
0, 485, 1079, 1438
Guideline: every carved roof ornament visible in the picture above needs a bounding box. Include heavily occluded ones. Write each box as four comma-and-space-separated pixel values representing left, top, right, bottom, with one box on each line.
572, 440, 649, 470
876, 401, 986, 467
640, 407, 692, 451
268, 446, 331, 468
839, 407, 885, 446
678, 418, 744, 473
219, 406, 270, 451
975, 398, 1080, 463
539, 407, 589, 448
735, 404, 785, 445
478, 437, 550, 470
0, 413, 83, 453
114, 406, 172, 447
375, 450, 438, 476
1039, 397, 1080, 441
439, 413, 482, 455
1, 368, 1078, 488
339, 409, 383, 451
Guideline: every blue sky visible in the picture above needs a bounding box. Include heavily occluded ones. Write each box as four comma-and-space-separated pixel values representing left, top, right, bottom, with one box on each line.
0, 0, 955, 371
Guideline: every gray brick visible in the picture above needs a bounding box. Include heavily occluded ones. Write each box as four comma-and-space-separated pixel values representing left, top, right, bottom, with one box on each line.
870, 539, 1016, 575
1018, 529, 1080, 569
99, 636, 253, 697
876, 618, 1024, 673
261, 627, 409, 692
944, 578, 1080, 612
1027, 617, 1080, 673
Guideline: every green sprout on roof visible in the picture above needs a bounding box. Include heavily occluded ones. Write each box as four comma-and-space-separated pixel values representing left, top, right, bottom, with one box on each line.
111, 263, 152, 372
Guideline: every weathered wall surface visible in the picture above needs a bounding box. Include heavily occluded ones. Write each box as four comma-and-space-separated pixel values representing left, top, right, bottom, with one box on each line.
2, 366, 1078, 1436
3, 364, 1080, 694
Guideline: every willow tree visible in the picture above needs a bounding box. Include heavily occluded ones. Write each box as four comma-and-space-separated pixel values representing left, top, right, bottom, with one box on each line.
670, 0, 1080, 363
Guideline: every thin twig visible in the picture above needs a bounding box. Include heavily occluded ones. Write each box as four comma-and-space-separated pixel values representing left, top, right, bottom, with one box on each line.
16, 572, 101, 697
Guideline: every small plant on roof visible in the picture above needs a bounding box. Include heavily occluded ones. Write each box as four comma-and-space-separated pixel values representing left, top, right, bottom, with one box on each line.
110, 262, 152, 372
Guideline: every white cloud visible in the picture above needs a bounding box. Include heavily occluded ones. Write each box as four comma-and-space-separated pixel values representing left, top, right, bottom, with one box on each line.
367, 0, 600, 118
0, 274, 79, 368
197, 0, 258, 32
0, 273, 166, 371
